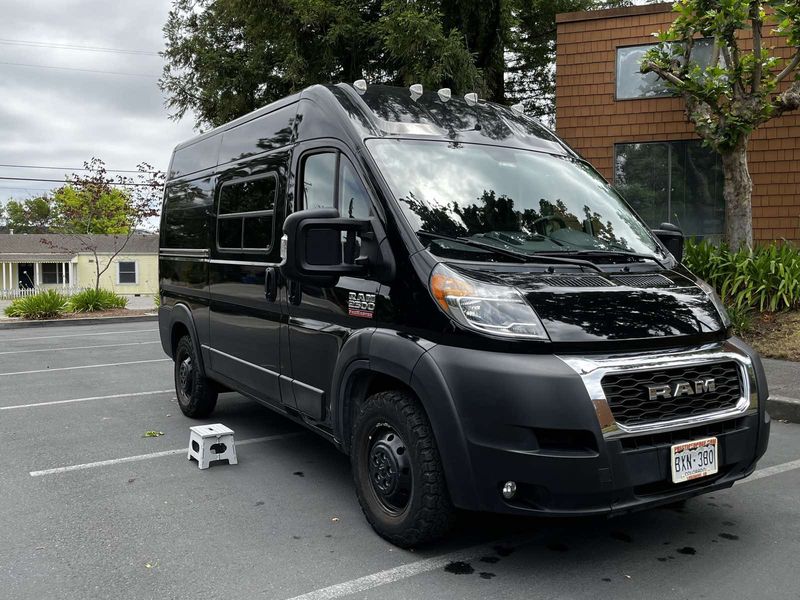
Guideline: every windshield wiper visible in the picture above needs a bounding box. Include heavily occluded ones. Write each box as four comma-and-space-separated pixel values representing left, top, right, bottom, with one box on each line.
417, 231, 605, 273
539, 249, 668, 270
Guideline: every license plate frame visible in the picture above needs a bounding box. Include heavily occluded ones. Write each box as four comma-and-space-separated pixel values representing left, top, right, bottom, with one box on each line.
670, 437, 718, 484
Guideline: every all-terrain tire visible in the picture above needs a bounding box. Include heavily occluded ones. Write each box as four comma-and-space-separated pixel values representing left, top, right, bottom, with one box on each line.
174, 335, 218, 418
351, 390, 455, 547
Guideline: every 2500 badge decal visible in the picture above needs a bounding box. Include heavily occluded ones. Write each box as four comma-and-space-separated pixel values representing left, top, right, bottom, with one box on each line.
348, 292, 376, 318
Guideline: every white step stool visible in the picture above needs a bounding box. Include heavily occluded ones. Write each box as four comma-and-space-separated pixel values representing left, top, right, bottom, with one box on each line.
188, 423, 238, 469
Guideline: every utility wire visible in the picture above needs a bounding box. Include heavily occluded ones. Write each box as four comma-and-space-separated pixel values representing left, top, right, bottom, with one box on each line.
0, 164, 158, 174
0, 176, 158, 187
0, 61, 158, 79
0, 38, 159, 56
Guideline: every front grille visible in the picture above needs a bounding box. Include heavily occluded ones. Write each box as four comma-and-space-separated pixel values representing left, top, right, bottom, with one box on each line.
601, 362, 742, 427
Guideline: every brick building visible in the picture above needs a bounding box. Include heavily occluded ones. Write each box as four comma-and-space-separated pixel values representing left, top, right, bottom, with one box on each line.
555, 3, 800, 243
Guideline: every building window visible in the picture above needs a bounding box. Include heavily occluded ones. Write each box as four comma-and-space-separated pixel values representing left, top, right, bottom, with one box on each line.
216, 174, 277, 252
616, 39, 716, 100
118, 261, 137, 284
614, 141, 724, 239
41, 263, 69, 284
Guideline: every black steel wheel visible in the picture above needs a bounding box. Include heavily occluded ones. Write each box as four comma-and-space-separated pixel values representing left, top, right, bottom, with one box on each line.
173, 335, 218, 418
351, 390, 455, 547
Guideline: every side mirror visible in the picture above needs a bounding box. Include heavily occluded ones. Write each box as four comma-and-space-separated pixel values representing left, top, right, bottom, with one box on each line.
280, 208, 394, 287
652, 222, 684, 263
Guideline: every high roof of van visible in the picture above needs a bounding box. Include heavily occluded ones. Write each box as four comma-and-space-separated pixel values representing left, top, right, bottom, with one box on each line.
167, 83, 573, 181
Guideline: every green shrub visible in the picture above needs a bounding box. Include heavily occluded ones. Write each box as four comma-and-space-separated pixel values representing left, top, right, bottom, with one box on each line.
4, 290, 68, 319
153, 292, 160, 308
68, 288, 128, 312
684, 240, 800, 312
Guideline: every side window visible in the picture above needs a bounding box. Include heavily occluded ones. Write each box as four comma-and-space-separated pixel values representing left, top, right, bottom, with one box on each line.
302, 153, 337, 210
217, 175, 277, 251
162, 181, 212, 249
300, 151, 372, 218
339, 158, 371, 219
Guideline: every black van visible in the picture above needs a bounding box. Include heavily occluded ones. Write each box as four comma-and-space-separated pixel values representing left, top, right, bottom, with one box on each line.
158, 82, 770, 546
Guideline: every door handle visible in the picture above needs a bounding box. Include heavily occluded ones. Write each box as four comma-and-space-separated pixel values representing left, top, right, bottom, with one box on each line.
264, 267, 278, 302
288, 280, 302, 305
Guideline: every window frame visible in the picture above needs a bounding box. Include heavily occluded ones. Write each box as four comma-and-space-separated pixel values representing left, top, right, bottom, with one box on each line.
215, 172, 279, 254
298, 149, 374, 217
41, 263, 69, 285
117, 260, 138, 285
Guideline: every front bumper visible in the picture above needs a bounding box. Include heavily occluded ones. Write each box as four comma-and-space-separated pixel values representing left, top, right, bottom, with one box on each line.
414, 337, 771, 515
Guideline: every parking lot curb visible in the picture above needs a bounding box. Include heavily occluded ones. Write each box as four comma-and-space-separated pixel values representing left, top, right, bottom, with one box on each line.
768, 395, 800, 424
0, 314, 158, 330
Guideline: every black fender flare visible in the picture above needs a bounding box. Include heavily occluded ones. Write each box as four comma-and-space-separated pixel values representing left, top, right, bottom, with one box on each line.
163, 303, 207, 376
332, 328, 480, 510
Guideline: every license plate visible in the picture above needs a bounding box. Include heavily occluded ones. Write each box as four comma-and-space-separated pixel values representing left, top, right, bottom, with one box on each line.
670, 437, 718, 483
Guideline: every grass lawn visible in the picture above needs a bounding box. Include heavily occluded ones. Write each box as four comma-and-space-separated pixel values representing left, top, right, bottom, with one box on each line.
743, 311, 800, 362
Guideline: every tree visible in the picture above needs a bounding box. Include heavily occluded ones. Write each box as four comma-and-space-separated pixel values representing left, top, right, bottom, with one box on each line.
4, 196, 55, 233
642, 0, 800, 249
43, 158, 164, 290
159, 0, 624, 129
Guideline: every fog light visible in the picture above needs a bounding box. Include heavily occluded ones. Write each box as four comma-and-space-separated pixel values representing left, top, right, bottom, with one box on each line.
502, 481, 517, 499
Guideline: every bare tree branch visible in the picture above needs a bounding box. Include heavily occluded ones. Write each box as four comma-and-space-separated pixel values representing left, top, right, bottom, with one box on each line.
776, 51, 800, 84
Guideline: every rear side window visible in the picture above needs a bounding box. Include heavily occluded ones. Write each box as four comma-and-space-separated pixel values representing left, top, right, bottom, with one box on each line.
300, 152, 371, 219
162, 179, 213, 249
217, 175, 277, 252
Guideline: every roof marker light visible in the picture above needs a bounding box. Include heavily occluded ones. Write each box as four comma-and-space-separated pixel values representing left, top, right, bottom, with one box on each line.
437, 87, 451, 102
510, 102, 524, 115
409, 83, 423, 100
464, 92, 478, 106
353, 79, 367, 94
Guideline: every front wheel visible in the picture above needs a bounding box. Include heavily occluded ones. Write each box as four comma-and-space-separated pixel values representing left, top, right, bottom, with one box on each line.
351, 390, 455, 547
174, 335, 218, 418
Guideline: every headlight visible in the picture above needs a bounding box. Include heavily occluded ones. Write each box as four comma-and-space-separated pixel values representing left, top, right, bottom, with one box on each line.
697, 279, 732, 329
429, 263, 548, 340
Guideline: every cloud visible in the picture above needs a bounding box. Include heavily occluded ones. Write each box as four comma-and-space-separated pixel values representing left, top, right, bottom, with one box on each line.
0, 0, 196, 200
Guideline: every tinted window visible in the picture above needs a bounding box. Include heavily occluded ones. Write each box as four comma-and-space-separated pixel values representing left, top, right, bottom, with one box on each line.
302, 153, 337, 210
217, 174, 277, 252
219, 176, 276, 214
170, 135, 221, 178
339, 159, 371, 219
163, 180, 212, 249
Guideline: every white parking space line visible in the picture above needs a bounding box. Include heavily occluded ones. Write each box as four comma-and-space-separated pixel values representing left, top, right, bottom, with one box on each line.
283, 456, 800, 600
0, 341, 161, 356
29, 432, 305, 477
739, 457, 800, 484
5, 328, 158, 342
1, 389, 173, 411
0, 358, 170, 377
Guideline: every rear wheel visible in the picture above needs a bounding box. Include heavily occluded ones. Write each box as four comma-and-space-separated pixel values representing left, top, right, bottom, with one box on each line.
351, 390, 455, 547
174, 335, 217, 418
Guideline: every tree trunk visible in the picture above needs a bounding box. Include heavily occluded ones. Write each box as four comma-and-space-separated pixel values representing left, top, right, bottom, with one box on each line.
721, 140, 753, 250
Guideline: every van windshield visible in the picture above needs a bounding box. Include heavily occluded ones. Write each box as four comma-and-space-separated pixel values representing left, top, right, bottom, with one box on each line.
366, 139, 661, 261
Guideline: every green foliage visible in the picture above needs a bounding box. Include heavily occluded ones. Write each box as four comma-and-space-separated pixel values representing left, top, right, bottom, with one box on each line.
52, 185, 132, 235
642, 1, 800, 154
684, 239, 800, 312
154, 292, 161, 308
68, 288, 128, 312
4, 290, 68, 320
4, 196, 55, 233
159, 0, 626, 128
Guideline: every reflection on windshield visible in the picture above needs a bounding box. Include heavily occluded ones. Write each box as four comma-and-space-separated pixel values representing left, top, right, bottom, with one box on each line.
367, 139, 659, 260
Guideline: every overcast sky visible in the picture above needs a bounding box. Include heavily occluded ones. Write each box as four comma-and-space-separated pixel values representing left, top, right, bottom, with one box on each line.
0, 0, 196, 202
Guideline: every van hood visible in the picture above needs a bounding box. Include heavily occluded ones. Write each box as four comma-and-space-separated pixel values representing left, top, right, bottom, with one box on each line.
452, 265, 726, 343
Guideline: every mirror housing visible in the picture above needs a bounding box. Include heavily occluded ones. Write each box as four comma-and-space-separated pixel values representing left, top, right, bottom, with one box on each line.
280, 208, 394, 287
652, 222, 684, 264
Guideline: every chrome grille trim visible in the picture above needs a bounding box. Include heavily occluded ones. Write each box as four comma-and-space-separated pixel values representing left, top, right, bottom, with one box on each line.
558, 341, 758, 437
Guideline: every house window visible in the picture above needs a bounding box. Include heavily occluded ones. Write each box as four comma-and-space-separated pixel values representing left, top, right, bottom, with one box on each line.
614, 141, 724, 239
41, 263, 69, 284
216, 174, 277, 251
616, 39, 716, 100
118, 261, 137, 284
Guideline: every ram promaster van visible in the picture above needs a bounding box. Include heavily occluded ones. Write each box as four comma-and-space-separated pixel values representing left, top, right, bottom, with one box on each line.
158, 83, 770, 547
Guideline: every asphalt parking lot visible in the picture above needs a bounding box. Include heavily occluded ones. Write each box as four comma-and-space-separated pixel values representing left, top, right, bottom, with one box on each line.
1, 320, 800, 600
